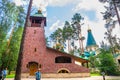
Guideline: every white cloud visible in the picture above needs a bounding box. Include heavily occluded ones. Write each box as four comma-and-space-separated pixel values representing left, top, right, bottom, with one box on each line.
14, 0, 26, 6
14, 0, 48, 11
73, 0, 105, 11
73, 0, 106, 20
32, 0, 48, 16
14, 0, 48, 16
48, 0, 79, 7
13, 0, 80, 17
49, 20, 64, 31
32, 0, 48, 11
14, 0, 78, 11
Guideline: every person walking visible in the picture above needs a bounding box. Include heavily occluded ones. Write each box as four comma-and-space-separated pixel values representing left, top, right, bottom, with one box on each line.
2, 68, 7, 80
35, 68, 41, 80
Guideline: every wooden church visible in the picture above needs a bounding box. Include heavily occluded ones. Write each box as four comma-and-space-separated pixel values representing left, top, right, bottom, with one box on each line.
21, 10, 90, 78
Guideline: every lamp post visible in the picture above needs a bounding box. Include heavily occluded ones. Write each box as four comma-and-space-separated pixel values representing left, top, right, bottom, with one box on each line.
101, 72, 105, 80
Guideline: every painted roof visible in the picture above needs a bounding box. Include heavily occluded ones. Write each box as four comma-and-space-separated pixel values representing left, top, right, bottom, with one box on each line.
86, 29, 97, 47
84, 51, 90, 57
32, 10, 44, 17
83, 51, 96, 59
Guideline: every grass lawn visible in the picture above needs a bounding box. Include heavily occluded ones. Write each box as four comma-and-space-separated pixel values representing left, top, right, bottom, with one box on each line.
6, 74, 15, 78
90, 73, 101, 76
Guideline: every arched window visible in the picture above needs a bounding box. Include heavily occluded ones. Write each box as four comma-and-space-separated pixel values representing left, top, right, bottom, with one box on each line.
57, 68, 70, 73
58, 70, 69, 73
55, 56, 71, 63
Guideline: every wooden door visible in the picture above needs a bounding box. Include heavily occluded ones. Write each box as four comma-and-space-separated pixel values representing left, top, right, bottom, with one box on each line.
29, 62, 38, 75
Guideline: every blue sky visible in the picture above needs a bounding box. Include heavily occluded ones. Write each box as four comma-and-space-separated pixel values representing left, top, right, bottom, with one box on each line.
14, 0, 120, 47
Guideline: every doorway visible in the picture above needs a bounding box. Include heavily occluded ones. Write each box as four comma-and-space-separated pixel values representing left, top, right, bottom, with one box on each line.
29, 62, 38, 75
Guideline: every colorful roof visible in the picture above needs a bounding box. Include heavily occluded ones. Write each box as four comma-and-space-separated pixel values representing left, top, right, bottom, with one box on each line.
86, 29, 97, 47
32, 10, 44, 17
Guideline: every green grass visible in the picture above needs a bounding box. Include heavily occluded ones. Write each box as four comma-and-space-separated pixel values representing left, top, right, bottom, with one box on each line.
6, 74, 15, 78
90, 73, 101, 76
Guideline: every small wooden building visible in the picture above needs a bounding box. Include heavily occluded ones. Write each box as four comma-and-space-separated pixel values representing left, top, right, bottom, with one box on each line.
21, 10, 90, 78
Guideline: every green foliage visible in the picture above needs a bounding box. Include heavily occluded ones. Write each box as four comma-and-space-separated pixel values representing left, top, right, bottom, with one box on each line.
62, 21, 74, 52
71, 13, 84, 55
89, 56, 98, 68
49, 28, 63, 43
96, 49, 120, 76
90, 72, 101, 76
49, 28, 65, 52
6, 27, 23, 72
62, 21, 73, 40
71, 13, 84, 23
49, 13, 85, 55
0, 0, 25, 72
71, 13, 84, 41
6, 74, 15, 78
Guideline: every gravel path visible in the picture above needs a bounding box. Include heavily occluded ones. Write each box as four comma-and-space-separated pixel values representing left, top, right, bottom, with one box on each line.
6, 76, 120, 80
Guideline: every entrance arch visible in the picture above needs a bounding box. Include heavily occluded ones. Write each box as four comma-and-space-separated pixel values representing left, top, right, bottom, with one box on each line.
28, 62, 38, 75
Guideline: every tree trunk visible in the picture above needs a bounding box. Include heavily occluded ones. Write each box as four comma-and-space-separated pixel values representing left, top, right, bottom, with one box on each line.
14, 0, 33, 80
80, 35, 84, 54
78, 39, 81, 55
79, 31, 84, 55
113, 0, 120, 26
68, 39, 70, 53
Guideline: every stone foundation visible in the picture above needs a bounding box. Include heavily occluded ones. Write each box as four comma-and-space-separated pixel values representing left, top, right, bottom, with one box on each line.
21, 73, 90, 78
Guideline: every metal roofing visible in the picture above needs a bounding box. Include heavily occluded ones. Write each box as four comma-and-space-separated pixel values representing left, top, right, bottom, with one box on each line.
32, 10, 44, 17
86, 29, 97, 47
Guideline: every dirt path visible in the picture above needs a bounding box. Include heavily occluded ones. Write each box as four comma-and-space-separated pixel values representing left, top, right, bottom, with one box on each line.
6, 76, 120, 80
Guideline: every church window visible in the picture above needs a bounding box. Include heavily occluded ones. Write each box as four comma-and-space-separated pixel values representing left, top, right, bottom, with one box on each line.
55, 56, 71, 63
34, 48, 37, 52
